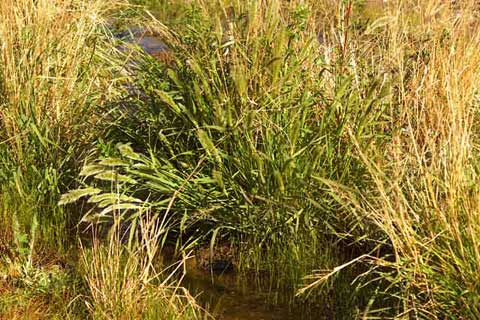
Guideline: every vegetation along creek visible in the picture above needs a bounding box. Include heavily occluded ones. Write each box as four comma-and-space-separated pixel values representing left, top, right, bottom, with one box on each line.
1, 0, 480, 319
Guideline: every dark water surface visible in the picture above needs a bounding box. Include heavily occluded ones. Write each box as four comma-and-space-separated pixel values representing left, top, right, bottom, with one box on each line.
181, 264, 325, 320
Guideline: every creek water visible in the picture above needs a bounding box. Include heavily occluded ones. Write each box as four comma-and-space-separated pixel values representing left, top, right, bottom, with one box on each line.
181, 263, 321, 320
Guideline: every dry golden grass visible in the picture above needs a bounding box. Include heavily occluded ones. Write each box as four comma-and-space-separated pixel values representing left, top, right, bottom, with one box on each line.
80, 210, 206, 320
0, 0, 122, 161
303, 0, 480, 317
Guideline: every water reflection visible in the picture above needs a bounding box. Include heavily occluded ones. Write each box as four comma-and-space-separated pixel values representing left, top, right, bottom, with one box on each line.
182, 263, 324, 320
114, 27, 169, 61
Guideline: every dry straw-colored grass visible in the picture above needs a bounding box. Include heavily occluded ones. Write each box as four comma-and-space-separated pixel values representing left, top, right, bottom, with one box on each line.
0, 0, 121, 161
81, 210, 206, 320
304, 0, 480, 317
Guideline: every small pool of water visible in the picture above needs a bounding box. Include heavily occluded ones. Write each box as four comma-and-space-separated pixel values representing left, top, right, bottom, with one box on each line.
181, 262, 325, 320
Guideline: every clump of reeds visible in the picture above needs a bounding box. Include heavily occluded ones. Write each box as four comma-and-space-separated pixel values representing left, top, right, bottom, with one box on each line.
66, 1, 390, 315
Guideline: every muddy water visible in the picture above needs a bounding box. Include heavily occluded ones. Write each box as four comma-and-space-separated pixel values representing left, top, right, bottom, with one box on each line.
182, 266, 320, 320
113, 27, 170, 64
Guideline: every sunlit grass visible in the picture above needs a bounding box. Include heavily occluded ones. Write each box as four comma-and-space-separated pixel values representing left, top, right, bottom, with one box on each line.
300, 0, 480, 318
80, 209, 206, 319
2, 0, 480, 318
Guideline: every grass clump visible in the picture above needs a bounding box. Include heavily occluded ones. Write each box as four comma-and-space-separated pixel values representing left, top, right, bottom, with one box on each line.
301, 0, 480, 318
74, 0, 391, 314
79, 210, 206, 320
0, 0, 117, 252
365, 1, 480, 317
